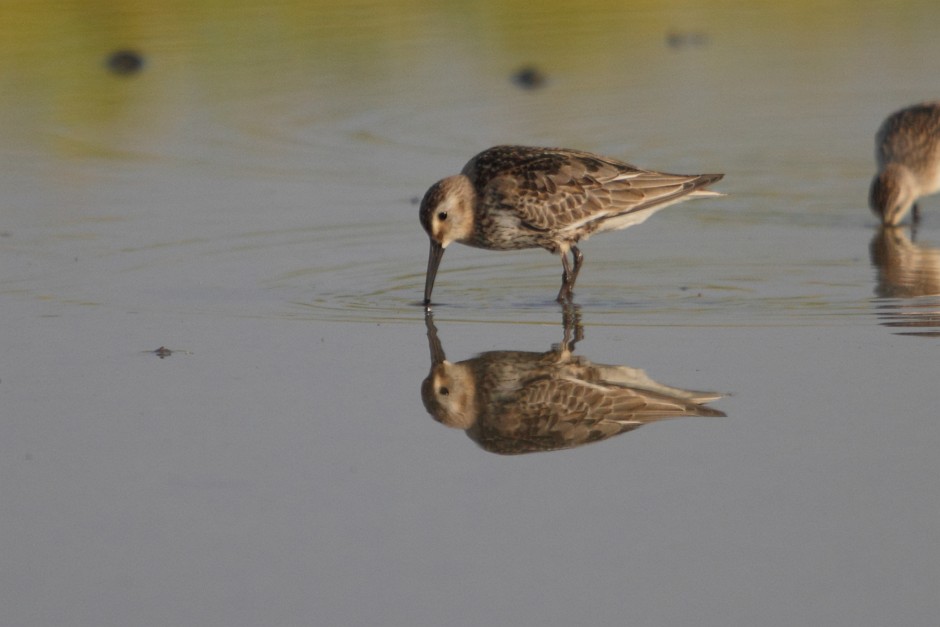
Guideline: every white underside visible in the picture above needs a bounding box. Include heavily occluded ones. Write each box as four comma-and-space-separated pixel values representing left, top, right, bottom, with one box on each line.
561, 190, 724, 240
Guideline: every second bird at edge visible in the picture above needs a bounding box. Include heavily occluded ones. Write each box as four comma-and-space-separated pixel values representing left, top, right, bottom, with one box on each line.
419, 145, 724, 306
870, 101, 940, 227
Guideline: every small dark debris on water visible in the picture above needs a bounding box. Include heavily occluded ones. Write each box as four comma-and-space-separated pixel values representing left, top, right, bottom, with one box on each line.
153, 346, 173, 358
511, 66, 547, 90
666, 31, 709, 49
106, 50, 145, 75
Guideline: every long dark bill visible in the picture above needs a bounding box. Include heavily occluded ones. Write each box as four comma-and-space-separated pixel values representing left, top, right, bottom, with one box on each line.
424, 240, 445, 306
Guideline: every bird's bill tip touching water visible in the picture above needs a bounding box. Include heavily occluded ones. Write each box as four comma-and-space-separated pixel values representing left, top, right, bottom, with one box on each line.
424, 240, 445, 306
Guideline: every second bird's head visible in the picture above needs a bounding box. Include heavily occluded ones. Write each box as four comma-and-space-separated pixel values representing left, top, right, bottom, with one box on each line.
419, 175, 476, 305
870, 164, 917, 226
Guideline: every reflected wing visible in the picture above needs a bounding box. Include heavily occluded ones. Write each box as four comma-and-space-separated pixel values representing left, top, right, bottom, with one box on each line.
488, 377, 722, 451
581, 363, 725, 405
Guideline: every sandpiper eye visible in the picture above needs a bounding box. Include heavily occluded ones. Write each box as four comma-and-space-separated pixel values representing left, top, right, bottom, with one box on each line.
439, 386, 449, 396
437, 211, 448, 221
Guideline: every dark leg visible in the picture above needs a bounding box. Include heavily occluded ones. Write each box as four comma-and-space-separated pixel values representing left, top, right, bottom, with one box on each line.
557, 251, 573, 302
911, 203, 921, 242
569, 246, 583, 288
555, 246, 584, 303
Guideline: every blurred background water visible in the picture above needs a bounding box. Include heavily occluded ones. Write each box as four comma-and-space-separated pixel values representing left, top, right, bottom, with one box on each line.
2, 1, 939, 626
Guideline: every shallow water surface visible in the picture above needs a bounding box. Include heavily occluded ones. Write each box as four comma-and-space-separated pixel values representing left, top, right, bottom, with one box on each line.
2, 2, 939, 626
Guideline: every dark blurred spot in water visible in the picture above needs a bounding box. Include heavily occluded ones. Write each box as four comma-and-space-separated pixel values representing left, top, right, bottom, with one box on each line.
665, 30, 709, 48
511, 66, 547, 89
106, 50, 145, 75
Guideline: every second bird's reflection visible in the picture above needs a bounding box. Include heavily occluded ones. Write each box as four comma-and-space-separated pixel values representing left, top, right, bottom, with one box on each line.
870, 226, 940, 298
422, 309, 726, 455
869, 226, 940, 336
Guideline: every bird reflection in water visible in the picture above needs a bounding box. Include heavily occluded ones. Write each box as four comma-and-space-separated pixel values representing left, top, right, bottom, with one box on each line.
421, 309, 726, 455
870, 226, 940, 336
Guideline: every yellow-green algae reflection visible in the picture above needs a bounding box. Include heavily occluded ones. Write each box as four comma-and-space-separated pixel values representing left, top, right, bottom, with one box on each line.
2, 0, 934, 172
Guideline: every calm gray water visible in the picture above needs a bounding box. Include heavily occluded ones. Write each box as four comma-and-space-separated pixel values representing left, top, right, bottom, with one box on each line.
2, 1, 939, 626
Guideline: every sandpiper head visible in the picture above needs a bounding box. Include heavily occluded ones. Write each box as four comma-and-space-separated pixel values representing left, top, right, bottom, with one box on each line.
419, 175, 475, 305
420, 361, 478, 430
870, 164, 917, 226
